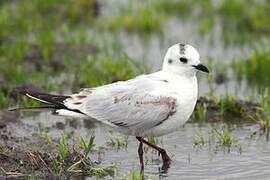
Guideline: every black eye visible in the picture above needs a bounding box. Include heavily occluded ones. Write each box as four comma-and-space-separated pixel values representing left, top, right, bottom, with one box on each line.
179, 57, 188, 64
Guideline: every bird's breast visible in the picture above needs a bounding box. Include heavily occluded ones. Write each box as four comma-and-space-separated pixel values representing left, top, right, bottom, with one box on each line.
142, 76, 198, 137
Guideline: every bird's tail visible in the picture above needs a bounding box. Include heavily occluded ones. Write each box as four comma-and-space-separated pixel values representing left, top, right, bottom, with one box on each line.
9, 89, 70, 110
20, 90, 70, 106
9, 90, 78, 116
9, 90, 87, 118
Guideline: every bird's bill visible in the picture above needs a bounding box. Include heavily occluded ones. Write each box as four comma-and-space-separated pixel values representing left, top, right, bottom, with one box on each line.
192, 64, 209, 73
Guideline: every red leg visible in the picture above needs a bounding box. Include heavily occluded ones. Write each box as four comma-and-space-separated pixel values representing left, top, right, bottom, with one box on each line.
136, 137, 144, 171
136, 137, 171, 165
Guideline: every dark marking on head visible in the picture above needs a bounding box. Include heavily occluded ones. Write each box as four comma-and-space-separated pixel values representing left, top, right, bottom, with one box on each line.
74, 102, 82, 105
179, 43, 186, 55
168, 59, 173, 64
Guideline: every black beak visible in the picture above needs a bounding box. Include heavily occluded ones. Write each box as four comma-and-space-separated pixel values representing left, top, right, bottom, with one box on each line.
193, 64, 209, 73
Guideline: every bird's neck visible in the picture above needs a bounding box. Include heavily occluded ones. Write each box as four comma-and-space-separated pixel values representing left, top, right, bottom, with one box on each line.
161, 68, 196, 79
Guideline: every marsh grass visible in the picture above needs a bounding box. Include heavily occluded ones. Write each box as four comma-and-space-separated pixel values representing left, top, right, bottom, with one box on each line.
106, 135, 129, 150
219, 0, 269, 43
217, 95, 246, 118
207, 126, 242, 153
0, 0, 98, 37
121, 169, 144, 180
39, 133, 115, 178
192, 103, 208, 122
193, 133, 205, 148
214, 128, 234, 148
88, 165, 115, 178
232, 50, 270, 86
206, 59, 216, 99
0, 0, 102, 109
40, 126, 53, 145
51, 135, 69, 175
193, 126, 240, 153
191, 96, 253, 123
106, 5, 164, 35
153, 0, 196, 17
79, 132, 95, 157
72, 55, 144, 90
250, 88, 270, 140
0, 90, 9, 108
151, 0, 269, 43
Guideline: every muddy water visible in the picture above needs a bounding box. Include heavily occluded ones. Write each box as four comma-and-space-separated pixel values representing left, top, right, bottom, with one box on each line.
4, 112, 269, 179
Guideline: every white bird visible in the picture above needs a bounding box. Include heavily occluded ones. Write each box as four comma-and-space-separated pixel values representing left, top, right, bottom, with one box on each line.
13, 43, 209, 170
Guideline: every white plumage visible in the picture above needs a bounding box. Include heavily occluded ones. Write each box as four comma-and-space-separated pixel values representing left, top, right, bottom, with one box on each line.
17, 43, 209, 168
16, 44, 209, 167
56, 43, 206, 137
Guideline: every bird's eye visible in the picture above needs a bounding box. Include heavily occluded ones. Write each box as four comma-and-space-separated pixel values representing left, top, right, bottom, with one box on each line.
179, 57, 188, 64
168, 59, 173, 64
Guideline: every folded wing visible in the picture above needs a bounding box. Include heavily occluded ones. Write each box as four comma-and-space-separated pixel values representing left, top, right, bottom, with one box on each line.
64, 78, 177, 133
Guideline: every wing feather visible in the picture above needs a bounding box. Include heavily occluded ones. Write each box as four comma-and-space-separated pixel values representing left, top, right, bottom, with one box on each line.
64, 75, 177, 135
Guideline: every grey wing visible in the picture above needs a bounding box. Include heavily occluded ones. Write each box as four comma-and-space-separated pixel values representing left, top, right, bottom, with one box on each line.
64, 78, 176, 133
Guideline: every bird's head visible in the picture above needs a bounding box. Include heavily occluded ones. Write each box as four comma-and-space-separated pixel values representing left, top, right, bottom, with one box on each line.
162, 43, 209, 76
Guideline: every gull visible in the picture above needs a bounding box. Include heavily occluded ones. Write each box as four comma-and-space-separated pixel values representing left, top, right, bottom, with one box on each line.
12, 43, 209, 170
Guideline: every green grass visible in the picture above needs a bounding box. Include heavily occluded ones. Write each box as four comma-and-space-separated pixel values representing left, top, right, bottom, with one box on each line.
214, 127, 234, 148
222, 0, 269, 43
72, 54, 145, 90
88, 165, 115, 178
107, 136, 129, 150
193, 133, 205, 148
217, 95, 246, 117
191, 95, 250, 123
79, 132, 96, 157
106, 5, 164, 35
191, 103, 208, 122
153, 0, 196, 17
122, 169, 144, 180
0, 0, 98, 37
149, 0, 269, 43
40, 127, 53, 145
232, 50, 270, 87
51, 135, 69, 175
0, 90, 9, 108
0, 0, 101, 109
249, 88, 270, 140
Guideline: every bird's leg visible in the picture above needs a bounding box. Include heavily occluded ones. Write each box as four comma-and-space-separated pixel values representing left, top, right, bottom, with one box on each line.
136, 137, 144, 171
140, 138, 171, 164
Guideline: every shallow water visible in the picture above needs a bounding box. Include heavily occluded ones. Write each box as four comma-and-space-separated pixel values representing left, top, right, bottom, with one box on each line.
82, 125, 270, 180
5, 112, 268, 179
2, 0, 269, 179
